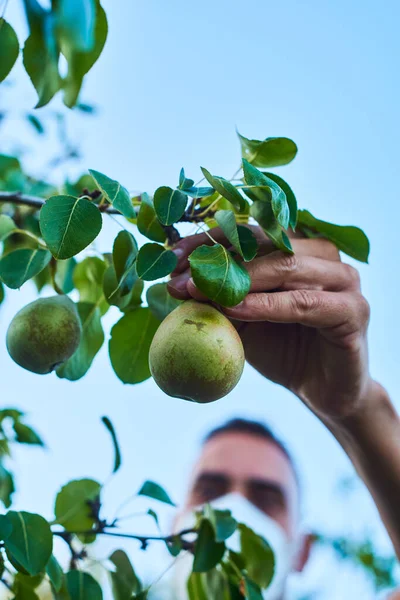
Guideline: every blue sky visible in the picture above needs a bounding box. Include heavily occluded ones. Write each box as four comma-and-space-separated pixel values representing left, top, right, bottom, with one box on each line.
1, 0, 400, 597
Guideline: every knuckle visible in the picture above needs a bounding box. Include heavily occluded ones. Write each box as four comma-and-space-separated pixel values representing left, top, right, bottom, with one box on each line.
291, 289, 321, 313
317, 238, 341, 260
275, 253, 299, 275
356, 293, 370, 323
343, 264, 361, 287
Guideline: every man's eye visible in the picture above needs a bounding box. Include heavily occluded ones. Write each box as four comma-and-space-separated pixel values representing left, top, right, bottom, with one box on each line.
250, 489, 285, 514
192, 479, 228, 503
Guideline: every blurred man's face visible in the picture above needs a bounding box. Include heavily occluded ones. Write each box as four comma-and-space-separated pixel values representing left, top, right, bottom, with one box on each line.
184, 432, 300, 539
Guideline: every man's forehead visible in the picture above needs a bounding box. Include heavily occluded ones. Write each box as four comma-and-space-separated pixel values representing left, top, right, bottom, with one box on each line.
192, 431, 296, 489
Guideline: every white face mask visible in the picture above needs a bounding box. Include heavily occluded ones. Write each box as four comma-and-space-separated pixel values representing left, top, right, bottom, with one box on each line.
169, 492, 301, 600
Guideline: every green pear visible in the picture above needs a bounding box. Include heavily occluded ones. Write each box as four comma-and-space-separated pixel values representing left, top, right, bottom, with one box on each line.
6, 296, 82, 374
149, 300, 245, 403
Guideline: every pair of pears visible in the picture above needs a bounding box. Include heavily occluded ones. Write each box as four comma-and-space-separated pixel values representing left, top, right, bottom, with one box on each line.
6, 298, 244, 403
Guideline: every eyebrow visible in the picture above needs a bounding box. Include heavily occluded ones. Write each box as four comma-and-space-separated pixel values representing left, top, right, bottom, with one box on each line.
192, 471, 288, 500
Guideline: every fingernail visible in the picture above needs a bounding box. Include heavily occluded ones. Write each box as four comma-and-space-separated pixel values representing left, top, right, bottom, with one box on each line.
169, 272, 190, 292
172, 247, 185, 259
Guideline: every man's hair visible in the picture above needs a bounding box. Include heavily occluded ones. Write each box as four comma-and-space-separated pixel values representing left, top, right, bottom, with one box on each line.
203, 418, 298, 483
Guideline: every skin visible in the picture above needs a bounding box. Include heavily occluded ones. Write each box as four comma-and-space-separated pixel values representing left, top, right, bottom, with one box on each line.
168, 225, 400, 566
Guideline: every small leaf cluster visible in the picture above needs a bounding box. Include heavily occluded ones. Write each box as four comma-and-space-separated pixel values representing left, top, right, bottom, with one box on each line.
0, 0, 107, 108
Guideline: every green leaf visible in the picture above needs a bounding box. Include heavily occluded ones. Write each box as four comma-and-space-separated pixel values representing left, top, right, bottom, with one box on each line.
55, 257, 76, 294
109, 308, 160, 384
66, 571, 103, 600
0, 281, 4, 305
188, 244, 251, 307
137, 481, 175, 506
13, 422, 44, 446
250, 201, 293, 253
103, 265, 141, 310
112, 230, 138, 295
0, 214, 16, 240
22, 13, 61, 108
242, 160, 289, 229
0, 514, 13, 540
193, 519, 226, 572
3, 511, 52, 576
54, 479, 101, 539
0, 19, 19, 82
201, 168, 247, 213
73, 256, 108, 314
26, 113, 45, 134
40, 195, 102, 260
178, 168, 194, 191
243, 576, 263, 600
109, 549, 142, 598
89, 169, 135, 219
46, 554, 63, 593
0, 248, 51, 289
146, 282, 182, 321
297, 209, 370, 263
184, 186, 215, 198
237, 131, 297, 168
55, 0, 96, 53
214, 211, 258, 262
203, 505, 237, 543
56, 302, 104, 381
13, 586, 40, 600
137, 193, 166, 243
187, 572, 207, 600
136, 243, 177, 281
0, 155, 20, 179
101, 416, 121, 474
153, 186, 187, 225
263, 172, 297, 229
0, 465, 15, 508
62, 1, 108, 108
239, 524, 274, 589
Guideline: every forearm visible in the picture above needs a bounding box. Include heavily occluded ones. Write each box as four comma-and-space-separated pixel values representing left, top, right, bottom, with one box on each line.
325, 381, 400, 557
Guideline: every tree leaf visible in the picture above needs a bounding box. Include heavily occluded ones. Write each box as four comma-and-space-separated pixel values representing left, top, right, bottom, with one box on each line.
237, 131, 297, 168
0, 214, 16, 240
137, 481, 175, 506
101, 416, 121, 474
0, 514, 13, 540
193, 519, 225, 573
136, 243, 177, 281
201, 168, 247, 213
56, 302, 104, 381
0, 464, 15, 508
13, 422, 44, 446
66, 571, 103, 600
109, 549, 142, 598
153, 186, 187, 226
178, 168, 194, 191
188, 244, 251, 307
3, 511, 52, 576
89, 169, 135, 219
109, 308, 159, 384
13, 586, 40, 599
263, 171, 297, 229
46, 554, 63, 593
214, 211, 258, 262
297, 209, 370, 263
73, 256, 108, 314
250, 201, 293, 253
0, 19, 19, 82
239, 524, 275, 589
103, 265, 142, 310
146, 282, 182, 321
26, 113, 45, 134
62, 1, 108, 108
203, 505, 237, 543
22, 12, 61, 108
187, 572, 207, 600
55, 257, 76, 293
137, 193, 166, 243
242, 160, 289, 229
55, 0, 96, 53
243, 576, 263, 600
112, 230, 138, 294
40, 195, 102, 260
54, 479, 101, 539
0, 281, 4, 305
0, 248, 51, 289
184, 186, 215, 198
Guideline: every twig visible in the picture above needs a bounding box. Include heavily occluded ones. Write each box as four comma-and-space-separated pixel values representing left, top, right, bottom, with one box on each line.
0, 191, 122, 214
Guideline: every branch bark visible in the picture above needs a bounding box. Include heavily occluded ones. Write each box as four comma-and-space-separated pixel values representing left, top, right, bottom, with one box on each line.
0, 191, 122, 214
